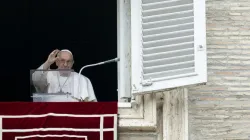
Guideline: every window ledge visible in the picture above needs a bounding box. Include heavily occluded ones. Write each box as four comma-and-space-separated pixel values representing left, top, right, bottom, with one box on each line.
118, 102, 132, 108
118, 94, 157, 131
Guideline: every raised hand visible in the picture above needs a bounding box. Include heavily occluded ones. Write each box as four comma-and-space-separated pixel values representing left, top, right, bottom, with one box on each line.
43, 49, 60, 70
46, 49, 60, 65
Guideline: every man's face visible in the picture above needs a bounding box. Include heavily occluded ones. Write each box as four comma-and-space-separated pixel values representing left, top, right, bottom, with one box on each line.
56, 51, 74, 69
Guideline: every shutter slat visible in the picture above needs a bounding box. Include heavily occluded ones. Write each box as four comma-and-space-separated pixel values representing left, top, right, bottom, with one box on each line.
142, 0, 193, 10
144, 61, 194, 74
141, 0, 195, 80
143, 23, 194, 36
143, 10, 193, 20
143, 17, 194, 29
143, 55, 194, 67
143, 4, 193, 17
142, 10, 193, 23
143, 48, 194, 61
143, 29, 194, 42
144, 35, 194, 48
143, 42, 194, 54
144, 67, 195, 80
144, 22, 193, 32
143, 0, 178, 5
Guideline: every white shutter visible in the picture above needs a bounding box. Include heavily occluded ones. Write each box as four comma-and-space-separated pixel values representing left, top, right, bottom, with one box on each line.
131, 0, 207, 94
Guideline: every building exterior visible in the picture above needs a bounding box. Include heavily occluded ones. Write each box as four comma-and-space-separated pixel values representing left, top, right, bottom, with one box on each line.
117, 0, 250, 140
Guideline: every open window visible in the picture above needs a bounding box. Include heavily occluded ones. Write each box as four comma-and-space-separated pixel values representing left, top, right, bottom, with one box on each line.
0, 0, 206, 103
118, 0, 207, 103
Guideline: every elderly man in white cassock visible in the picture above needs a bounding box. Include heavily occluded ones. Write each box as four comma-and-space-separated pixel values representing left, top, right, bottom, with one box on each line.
32, 49, 97, 102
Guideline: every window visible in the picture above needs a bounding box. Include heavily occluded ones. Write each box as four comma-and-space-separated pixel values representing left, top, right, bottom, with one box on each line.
0, 0, 119, 102
0, 0, 206, 103
118, 0, 207, 102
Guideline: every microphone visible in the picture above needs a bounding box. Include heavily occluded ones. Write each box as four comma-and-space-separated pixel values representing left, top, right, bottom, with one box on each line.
78, 57, 120, 75
101, 58, 120, 64
77, 58, 120, 101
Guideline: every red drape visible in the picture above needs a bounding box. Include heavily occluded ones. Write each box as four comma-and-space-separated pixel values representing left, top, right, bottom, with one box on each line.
0, 102, 117, 140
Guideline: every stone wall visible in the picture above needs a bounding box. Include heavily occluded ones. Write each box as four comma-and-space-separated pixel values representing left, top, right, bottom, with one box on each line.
188, 0, 250, 139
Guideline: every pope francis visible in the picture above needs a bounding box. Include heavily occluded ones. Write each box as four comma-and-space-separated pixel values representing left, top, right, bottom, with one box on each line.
32, 49, 97, 102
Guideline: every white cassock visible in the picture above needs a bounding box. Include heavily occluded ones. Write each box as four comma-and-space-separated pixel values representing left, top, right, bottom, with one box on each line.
32, 63, 97, 102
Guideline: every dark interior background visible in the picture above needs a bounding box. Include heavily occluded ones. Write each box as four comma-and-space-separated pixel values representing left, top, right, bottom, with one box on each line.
0, 0, 117, 102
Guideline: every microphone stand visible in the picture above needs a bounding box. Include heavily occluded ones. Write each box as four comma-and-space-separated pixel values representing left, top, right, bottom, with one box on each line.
77, 58, 120, 101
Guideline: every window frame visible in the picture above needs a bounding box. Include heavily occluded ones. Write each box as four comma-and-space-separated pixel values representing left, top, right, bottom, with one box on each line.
117, 0, 207, 106
117, 0, 132, 107
117, 0, 205, 134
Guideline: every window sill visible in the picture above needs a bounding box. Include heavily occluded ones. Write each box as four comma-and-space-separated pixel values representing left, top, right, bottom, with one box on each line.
118, 94, 157, 131
118, 102, 132, 108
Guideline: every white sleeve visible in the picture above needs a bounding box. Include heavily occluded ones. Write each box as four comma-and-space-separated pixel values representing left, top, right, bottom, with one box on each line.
32, 64, 48, 92
78, 75, 97, 102
86, 78, 97, 102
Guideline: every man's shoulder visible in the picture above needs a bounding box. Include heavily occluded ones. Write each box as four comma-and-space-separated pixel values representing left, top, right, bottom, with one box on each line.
72, 72, 90, 81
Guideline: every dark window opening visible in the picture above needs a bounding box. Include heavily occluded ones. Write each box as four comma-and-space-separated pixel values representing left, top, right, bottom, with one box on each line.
0, 0, 117, 102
